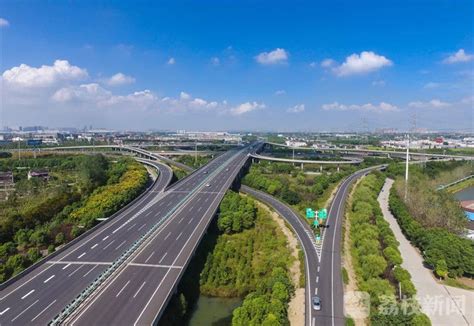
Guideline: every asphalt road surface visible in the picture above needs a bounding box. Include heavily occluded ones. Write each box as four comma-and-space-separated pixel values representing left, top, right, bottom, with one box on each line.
66, 148, 250, 325
0, 149, 241, 325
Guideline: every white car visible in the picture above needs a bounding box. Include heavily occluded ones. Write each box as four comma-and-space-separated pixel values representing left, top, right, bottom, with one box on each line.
205, 183, 211, 187
312, 296, 321, 311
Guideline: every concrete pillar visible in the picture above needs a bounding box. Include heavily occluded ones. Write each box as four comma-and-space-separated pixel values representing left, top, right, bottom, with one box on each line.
320, 165, 323, 172
337, 165, 340, 173
301, 162, 304, 170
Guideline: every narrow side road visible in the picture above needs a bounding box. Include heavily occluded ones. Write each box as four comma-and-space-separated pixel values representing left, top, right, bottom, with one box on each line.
378, 178, 474, 326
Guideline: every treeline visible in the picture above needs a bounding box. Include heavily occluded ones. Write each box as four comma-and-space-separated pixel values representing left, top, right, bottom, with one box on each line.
242, 161, 347, 214
70, 160, 148, 228
174, 154, 212, 169
389, 190, 474, 278
348, 173, 430, 325
0, 155, 148, 282
199, 191, 294, 325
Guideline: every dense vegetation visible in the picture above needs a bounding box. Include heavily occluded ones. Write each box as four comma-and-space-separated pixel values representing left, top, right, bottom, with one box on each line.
348, 173, 430, 325
242, 161, 356, 235
389, 191, 474, 278
174, 154, 213, 169
385, 160, 474, 278
0, 154, 148, 282
199, 191, 294, 325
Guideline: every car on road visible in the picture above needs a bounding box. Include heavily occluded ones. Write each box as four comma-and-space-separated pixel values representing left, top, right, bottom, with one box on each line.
205, 183, 211, 187
203, 171, 208, 174
312, 296, 321, 310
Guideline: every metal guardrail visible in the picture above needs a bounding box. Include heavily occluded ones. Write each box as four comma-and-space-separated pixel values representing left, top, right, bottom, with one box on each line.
49, 148, 247, 325
437, 174, 474, 191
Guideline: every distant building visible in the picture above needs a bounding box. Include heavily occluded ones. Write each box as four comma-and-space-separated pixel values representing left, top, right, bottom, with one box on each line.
28, 169, 50, 181
0, 171, 14, 188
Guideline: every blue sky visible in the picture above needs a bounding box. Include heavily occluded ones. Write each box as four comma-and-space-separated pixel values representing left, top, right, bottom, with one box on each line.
0, 1, 472, 132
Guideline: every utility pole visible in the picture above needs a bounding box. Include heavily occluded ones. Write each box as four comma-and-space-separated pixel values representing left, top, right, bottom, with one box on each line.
194, 143, 198, 166
17, 139, 21, 161
404, 134, 410, 201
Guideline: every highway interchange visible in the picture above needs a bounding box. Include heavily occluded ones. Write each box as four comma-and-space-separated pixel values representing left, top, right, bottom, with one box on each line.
1, 141, 453, 326
0, 148, 247, 325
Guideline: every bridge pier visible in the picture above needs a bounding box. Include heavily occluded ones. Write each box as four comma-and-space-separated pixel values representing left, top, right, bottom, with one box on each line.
320, 165, 323, 172
300, 162, 304, 170
337, 165, 340, 173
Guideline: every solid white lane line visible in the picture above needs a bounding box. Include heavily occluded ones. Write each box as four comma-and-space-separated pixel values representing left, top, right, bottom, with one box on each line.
133, 282, 147, 298
77, 252, 86, 259
115, 240, 126, 250
21, 289, 35, 300
176, 232, 183, 240
43, 275, 55, 283
68, 265, 84, 277
164, 232, 171, 240
116, 280, 131, 298
83, 265, 98, 277
159, 252, 168, 264
137, 224, 146, 231
11, 299, 39, 322
62, 263, 71, 270
0, 307, 10, 315
91, 244, 98, 249
102, 236, 109, 241
144, 251, 155, 264
31, 299, 57, 322
127, 223, 137, 231
103, 239, 116, 250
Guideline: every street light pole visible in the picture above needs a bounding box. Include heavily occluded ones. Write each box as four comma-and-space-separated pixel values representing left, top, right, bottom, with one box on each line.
404, 134, 410, 201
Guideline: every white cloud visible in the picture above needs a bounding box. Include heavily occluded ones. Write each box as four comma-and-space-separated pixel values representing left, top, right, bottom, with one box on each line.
322, 101, 398, 112
167, 57, 176, 65
443, 49, 474, 64
321, 59, 336, 68
106, 73, 135, 86
334, 51, 392, 76
372, 80, 386, 87
52, 83, 111, 103
408, 99, 451, 109
180, 91, 191, 100
274, 90, 286, 95
287, 104, 305, 113
309, 62, 317, 68
2, 59, 88, 88
230, 102, 265, 115
210, 57, 220, 66
423, 82, 441, 89
0, 18, 9, 27
255, 48, 288, 65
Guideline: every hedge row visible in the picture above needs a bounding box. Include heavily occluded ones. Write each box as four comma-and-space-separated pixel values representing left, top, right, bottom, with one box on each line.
348, 173, 430, 325
389, 188, 474, 278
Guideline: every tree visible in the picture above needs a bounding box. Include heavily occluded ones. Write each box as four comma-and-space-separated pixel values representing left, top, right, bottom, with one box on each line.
435, 259, 448, 279
383, 246, 403, 266
360, 254, 387, 280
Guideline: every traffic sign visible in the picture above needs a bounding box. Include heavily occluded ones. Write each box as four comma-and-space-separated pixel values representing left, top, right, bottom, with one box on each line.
306, 208, 315, 218
313, 218, 319, 227
318, 208, 328, 219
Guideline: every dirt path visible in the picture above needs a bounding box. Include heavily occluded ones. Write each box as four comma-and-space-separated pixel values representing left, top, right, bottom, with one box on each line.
254, 200, 305, 326
379, 178, 474, 325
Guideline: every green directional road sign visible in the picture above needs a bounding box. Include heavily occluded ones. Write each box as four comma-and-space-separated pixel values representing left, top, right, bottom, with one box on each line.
306, 208, 315, 218
318, 208, 328, 220
316, 234, 321, 242
313, 218, 319, 227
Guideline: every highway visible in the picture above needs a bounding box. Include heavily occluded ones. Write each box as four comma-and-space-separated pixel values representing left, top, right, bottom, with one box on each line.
242, 166, 382, 326
250, 153, 364, 165
0, 148, 244, 325
64, 147, 250, 325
